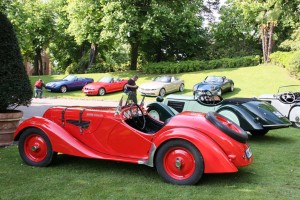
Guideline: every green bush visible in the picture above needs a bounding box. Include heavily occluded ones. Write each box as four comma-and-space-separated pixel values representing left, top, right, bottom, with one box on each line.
0, 12, 32, 112
289, 51, 300, 75
269, 51, 300, 76
141, 55, 260, 74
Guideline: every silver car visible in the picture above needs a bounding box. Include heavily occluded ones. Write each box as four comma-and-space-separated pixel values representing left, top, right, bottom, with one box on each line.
138, 75, 184, 97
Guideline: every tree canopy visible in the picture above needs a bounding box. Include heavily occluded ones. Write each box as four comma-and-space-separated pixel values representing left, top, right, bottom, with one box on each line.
2, 0, 300, 73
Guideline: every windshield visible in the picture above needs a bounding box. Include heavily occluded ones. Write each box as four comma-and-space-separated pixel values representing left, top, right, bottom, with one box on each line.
205, 76, 223, 83
154, 76, 171, 83
63, 75, 76, 81
277, 85, 300, 94
98, 77, 113, 83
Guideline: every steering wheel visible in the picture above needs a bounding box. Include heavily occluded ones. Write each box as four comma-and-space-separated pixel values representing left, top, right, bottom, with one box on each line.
122, 104, 146, 130
281, 92, 296, 103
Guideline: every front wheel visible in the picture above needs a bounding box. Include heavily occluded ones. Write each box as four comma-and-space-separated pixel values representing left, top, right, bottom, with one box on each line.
159, 88, 166, 97
18, 128, 56, 167
98, 88, 106, 96
155, 139, 204, 185
60, 85, 67, 93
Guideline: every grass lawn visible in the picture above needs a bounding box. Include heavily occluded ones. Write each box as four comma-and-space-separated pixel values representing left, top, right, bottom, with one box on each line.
1, 128, 299, 200
1, 64, 300, 199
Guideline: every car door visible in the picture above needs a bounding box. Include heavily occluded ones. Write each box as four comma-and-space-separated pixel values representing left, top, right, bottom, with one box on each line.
221, 77, 230, 91
170, 77, 180, 92
110, 79, 124, 92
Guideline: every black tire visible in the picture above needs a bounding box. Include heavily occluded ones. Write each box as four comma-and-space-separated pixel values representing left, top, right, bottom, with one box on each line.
18, 128, 56, 167
60, 85, 67, 93
179, 84, 184, 92
159, 88, 166, 97
155, 139, 204, 185
251, 129, 269, 136
206, 112, 248, 143
98, 88, 106, 96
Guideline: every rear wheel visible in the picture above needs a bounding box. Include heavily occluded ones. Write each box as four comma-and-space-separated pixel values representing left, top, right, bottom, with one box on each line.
98, 88, 106, 96
155, 139, 204, 185
60, 85, 67, 93
159, 88, 166, 97
18, 128, 56, 167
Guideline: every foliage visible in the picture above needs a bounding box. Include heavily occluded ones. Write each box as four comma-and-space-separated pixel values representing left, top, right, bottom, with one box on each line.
208, 3, 261, 59
269, 50, 300, 77
142, 55, 260, 74
289, 51, 300, 76
0, 12, 32, 112
280, 26, 300, 51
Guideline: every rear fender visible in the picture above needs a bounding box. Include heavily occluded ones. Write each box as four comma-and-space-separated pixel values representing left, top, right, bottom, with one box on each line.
289, 105, 300, 122
217, 104, 263, 131
153, 128, 238, 173
14, 117, 103, 159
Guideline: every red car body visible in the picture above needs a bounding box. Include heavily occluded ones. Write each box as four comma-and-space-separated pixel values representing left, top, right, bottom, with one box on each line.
14, 100, 253, 185
82, 77, 127, 96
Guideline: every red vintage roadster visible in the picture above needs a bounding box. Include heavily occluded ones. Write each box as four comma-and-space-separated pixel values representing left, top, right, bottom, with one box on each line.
14, 96, 253, 185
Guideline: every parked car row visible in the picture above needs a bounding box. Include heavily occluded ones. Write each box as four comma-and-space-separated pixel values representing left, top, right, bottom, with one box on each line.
45, 75, 234, 97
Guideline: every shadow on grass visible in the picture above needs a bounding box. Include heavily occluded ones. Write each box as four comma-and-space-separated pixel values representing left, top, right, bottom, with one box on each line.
52, 154, 255, 186
249, 133, 296, 144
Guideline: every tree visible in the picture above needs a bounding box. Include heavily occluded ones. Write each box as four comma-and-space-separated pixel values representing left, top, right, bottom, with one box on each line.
66, 0, 104, 69
0, 12, 32, 111
5, 0, 55, 75
229, 0, 300, 63
209, 1, 261, 59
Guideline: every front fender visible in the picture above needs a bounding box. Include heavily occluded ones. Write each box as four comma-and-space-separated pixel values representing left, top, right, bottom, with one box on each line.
14, 117, 103, 159
152, 128, 238, 173
289, 105, 300, 122
217, 104, 263, 131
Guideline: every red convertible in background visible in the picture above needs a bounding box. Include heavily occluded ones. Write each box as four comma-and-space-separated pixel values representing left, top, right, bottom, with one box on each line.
82, 76, 127, 96
14, 96, 253, 185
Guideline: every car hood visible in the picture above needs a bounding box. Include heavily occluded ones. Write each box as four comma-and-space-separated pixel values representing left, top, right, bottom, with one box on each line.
140, 82, 165, 89
194, 83, 219, 91
46, 80, 67, 86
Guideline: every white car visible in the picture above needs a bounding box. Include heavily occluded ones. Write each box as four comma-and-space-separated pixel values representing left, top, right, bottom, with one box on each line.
138, 75, 184, 97
259, 85, 300, 128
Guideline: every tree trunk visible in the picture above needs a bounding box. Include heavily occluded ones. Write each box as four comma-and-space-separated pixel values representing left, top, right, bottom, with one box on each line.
89, 43, 98, 68
130, 41, 139, 70
267, 21, 275, 63
33, 47, 43, 75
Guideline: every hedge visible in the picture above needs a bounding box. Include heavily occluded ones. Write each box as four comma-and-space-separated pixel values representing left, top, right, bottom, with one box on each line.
269, 51, 300, 77
141, 55, 261, 74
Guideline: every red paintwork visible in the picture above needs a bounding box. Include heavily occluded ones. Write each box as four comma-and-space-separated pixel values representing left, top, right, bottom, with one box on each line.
82, 79, 128, 95
14, 105, 252, 174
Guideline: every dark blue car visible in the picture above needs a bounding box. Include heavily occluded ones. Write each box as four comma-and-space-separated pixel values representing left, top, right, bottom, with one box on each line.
193, 76, 234, 97
45, 75, 94, 93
